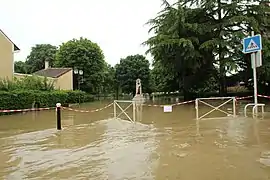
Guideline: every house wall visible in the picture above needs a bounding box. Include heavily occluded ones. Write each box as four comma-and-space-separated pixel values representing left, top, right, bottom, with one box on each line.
13, 71, 73, 90
54, 70, 73, 90
0, 32, 14, 80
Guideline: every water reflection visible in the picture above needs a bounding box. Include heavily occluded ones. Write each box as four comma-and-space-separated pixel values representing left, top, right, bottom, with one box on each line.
135, 104, 143, 122
101, 119, 157, 179
62, 112, 75, 127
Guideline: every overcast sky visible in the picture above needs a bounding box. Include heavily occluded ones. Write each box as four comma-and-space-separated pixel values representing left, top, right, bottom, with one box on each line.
1, 0, 175, 66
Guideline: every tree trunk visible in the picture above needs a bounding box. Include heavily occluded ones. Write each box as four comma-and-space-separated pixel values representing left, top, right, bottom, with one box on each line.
219, 60, 227, 96
183, 88, 189, 101
181, 75, 190, 101
115, 86, 119, 100
218, 0, 227, 96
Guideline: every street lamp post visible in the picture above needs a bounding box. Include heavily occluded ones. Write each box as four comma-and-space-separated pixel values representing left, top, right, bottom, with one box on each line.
74, 68, 84, 90
74, 68, 84, 105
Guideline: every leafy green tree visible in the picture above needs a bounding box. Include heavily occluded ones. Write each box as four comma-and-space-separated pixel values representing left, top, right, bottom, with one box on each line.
151, 61, 179, 93
14, 61, 31, 74
144, 1, 216, 99
149, 69, 157, 93
55, 37, 106, 93
102, 63, 116, 94
179, 0, 270, 95
145, 0, 270, 99
115, 54, 151, 95
25, 44, 58, 73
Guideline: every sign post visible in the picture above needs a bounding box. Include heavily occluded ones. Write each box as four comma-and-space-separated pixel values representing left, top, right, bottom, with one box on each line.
242, 32, 262, 114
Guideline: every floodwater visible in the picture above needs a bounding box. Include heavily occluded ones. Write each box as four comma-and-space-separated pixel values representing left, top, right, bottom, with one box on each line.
0, 98, 270, 179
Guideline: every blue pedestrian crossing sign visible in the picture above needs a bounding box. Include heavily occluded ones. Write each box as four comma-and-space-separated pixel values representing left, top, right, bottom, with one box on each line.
243, 34, 262, 54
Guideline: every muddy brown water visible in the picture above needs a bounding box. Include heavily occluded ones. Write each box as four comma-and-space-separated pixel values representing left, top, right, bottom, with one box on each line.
0, 99, 270, 180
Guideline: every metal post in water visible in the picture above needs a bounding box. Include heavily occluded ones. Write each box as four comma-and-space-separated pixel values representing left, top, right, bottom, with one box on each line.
262, 105, 265, 118
139, 104, 143, 121
56, 103, 62, 130
113, 101, 116, 119
133, 101, 136, 122
251, 31, 258, 115
195, 99, 199, 120
233, 97, 236, 117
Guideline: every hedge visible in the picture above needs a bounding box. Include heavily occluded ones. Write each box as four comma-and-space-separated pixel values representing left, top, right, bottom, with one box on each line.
0, 90, 94, 110
152, 91, 253, 99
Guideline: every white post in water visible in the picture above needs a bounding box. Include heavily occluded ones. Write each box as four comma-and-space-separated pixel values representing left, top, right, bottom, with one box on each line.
195, 99, 199, 120
242, 31, 262, 116
133, 101, 136, 122
251, 31, 258, 114
233, 97, 236, 117
113, 100, 116, 119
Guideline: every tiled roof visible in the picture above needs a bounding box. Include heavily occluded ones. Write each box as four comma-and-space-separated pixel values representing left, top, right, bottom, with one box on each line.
34, 68, 72, 78
0, 29, 20, 51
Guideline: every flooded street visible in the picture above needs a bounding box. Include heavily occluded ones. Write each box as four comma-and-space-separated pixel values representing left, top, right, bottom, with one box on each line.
0, 100, 270, 179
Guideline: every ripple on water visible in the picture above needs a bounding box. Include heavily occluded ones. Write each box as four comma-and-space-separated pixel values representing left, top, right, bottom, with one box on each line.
259, 151, 270, 167
5, 128, 57, 145
1, 118, 159, 180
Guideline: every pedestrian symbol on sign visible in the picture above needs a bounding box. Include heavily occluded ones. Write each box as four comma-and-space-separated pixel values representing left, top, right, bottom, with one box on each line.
247, 39, 259, 51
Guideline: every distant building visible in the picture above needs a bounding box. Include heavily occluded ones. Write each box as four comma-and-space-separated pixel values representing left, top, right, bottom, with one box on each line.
1, 29, 73, 90
0, 29, 20, 80
34, 64, 73, 90
14, 61, 74, 90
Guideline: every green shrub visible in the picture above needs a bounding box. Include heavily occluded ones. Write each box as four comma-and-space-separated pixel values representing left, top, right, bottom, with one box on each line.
0, 76, 54, 91
152, 90, 253, 99
227, 86, 249, 93
65, 90, 94, 103
0, 76, 95, 111
84, 94, 95, 102
0, 90, 94, 110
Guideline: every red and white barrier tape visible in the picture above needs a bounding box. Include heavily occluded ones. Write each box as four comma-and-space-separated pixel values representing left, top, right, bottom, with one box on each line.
144, 100, 195, 107
62, 102, 114, 113
0, 107, 52, 113
235, 94, 270, 100
258, 94, 270, 99
235, 96, 253, 100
